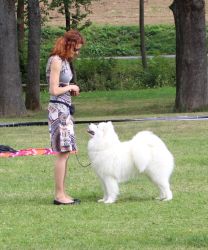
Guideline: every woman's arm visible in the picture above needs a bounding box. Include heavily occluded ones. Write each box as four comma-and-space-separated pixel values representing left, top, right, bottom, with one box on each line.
49, 58, 79, 96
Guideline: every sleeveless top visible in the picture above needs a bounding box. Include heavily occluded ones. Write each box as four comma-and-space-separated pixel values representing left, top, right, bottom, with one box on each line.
46, 55, 73, 105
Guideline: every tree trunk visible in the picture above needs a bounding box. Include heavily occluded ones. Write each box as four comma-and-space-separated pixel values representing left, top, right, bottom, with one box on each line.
63, 0, 77, 83
25, 0, 41, 110
170, 0, 208, 111
17, 0, 25, 52
64, 0, 71, 31
17, 0, 26, 85
0, 0, 26, 116
139, 0, 147, 69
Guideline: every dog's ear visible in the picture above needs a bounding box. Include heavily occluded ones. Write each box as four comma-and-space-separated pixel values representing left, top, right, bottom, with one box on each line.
107, 121, 113, 127
103, 122, 114, 135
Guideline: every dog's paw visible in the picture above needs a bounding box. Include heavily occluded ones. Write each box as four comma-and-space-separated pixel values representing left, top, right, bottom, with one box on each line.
97, 198, 105, 203
104, 198, 116, 204
156, 194, 173, 201
155, 196, 161, 200
161, 196, 173, 201
155, 196, 167, 201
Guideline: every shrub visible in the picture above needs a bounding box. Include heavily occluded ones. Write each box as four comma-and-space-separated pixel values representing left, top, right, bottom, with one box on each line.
75, 58, 117, 91
21, 25, 176, 89
75, 57, 175, 91
141, 57, 176, 88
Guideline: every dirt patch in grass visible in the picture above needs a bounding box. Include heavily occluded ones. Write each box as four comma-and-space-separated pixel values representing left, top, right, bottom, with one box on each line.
48, 0, 173, 26
48, 0, 208, 27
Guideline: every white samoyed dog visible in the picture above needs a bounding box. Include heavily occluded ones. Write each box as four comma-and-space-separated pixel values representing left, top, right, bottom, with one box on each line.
87, 122, 174, 204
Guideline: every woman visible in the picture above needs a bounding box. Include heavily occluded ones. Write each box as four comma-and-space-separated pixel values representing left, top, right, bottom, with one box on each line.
46, 30, 84, 205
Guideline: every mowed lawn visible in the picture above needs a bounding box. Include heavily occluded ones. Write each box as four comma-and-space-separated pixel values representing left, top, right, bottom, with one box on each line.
0, 87, 208, 249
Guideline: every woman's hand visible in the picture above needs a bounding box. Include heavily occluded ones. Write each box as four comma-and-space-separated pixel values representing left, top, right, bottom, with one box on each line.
69, 84, 80, 96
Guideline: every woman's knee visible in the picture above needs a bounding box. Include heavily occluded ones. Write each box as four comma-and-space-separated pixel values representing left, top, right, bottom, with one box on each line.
57, 151, 70, 160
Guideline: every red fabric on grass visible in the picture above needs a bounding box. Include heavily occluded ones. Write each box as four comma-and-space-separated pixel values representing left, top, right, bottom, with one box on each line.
0, 148, 77, 158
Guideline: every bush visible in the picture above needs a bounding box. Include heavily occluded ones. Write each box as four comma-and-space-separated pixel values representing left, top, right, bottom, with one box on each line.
81, 24, 175, 57
75, 57, 175, 91
40, 24, 176, 58
21, 25, 176, 89
75, 58, 117, 91
140, 57, 176, 88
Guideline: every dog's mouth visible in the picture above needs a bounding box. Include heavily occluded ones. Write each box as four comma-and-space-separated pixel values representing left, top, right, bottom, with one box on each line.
87, 129, 95, 136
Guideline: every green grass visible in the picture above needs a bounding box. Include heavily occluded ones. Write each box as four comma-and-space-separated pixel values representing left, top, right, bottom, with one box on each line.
74, 87, 176, 117
0, 87, 176, 122
0, 88, 208, 249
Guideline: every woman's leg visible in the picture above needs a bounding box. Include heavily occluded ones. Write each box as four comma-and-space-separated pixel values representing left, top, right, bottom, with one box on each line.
63, 157, 74, 200
54, 151, 72, 203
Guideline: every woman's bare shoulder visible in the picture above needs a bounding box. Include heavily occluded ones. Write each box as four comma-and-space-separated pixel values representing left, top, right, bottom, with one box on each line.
50, 55, 62, 69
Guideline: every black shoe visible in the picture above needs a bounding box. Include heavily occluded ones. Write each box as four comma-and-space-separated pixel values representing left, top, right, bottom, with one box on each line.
53, 199, 80, 205
73, 198, 81, 203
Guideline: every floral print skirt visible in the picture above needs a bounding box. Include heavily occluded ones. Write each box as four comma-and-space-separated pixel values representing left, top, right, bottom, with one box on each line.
48, 103, 77, 153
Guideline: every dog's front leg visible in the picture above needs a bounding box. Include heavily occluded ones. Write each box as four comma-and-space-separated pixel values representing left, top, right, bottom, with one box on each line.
97, 177, 108, 203
102, 176, 119, 204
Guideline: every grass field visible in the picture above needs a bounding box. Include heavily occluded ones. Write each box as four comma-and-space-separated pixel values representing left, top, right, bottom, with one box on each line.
0, 87, 208, 249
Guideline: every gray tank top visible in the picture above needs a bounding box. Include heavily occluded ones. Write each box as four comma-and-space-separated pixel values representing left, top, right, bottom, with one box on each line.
46, 55, 73, 85
46, 55, 73, 104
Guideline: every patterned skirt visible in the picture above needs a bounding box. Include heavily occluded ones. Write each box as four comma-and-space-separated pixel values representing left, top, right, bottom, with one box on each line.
48, 102, 77, 153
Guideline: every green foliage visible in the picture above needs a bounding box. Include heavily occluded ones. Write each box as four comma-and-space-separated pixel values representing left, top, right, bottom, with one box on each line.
141, 56, 176, 88
49, 0, 94, 30
145, 25, 176, 55
81, 25, 140, 57
74, 57, 176, 91
75, 58, 117, 91
41, 24, 176, 58
80, 24, 176, 57
25, 25, 177, 90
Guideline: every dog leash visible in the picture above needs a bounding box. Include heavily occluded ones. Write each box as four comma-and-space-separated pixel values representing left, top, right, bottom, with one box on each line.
75, 153, 91, 167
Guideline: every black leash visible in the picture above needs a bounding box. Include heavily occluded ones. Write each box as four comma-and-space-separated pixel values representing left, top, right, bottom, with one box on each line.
1, 115, 208, 128
75, 153, 91, 168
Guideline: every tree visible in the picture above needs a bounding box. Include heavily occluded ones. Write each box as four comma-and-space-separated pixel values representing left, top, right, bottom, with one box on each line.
50, 0, 94, 83
17, 0, 27, 86
25, 0, 41, 110
17, 0, 25, 52
0, 0, 26, 116
139, 0, 147, 69
64, 0, 71, 31
50, 0, 93, 30
170, 0, 208, 111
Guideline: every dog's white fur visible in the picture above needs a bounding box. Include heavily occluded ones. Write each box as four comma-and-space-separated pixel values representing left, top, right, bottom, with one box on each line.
87, 122, 174, 204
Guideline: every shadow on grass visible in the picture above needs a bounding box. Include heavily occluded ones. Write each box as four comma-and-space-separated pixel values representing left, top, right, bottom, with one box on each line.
118, 195, 155, 203
0, 191, 158, 205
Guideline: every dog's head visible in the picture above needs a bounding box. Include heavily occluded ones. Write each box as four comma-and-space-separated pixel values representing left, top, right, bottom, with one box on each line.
88, 121, 113, 137
87, 123, 98, 137
87, 122, 120, 152
88, 121, 119, 142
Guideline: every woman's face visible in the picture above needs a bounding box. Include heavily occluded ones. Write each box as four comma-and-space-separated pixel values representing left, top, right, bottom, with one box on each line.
71, 43, 82, 59
74, 44, 82, 55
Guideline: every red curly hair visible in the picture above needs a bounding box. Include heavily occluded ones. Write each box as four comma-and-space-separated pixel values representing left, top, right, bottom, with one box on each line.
50, 29, 85, 60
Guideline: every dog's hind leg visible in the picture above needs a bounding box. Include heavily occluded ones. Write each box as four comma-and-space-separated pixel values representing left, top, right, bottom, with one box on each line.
158, 182, 172, 201
102, 177, 119, 204
146, 171, 173, 201
154, 182, 172, 201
